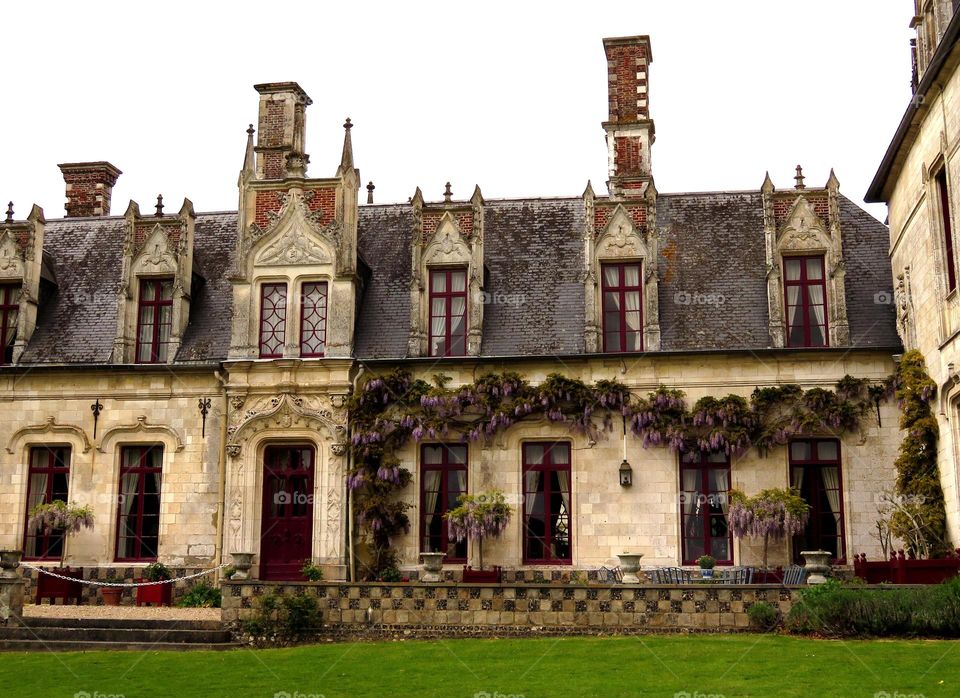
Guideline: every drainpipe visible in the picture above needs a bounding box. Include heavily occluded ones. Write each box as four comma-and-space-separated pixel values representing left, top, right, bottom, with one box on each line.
214, 368, 229, 569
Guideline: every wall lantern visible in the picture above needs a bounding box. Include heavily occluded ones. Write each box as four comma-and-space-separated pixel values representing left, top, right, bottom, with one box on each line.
619, 459, 633, 487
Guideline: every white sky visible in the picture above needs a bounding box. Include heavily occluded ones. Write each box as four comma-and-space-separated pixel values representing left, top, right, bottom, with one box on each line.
1, 1, 914, 223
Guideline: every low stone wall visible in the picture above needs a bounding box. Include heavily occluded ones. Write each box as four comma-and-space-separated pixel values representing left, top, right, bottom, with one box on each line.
22, 565, 209, 605
221, 580, 800, 635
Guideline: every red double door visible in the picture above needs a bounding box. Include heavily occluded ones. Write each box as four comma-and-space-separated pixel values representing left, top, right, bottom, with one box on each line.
260, 446, 315, 580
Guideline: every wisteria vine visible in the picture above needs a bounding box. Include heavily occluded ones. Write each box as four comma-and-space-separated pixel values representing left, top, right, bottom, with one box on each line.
346, 368, 897, 577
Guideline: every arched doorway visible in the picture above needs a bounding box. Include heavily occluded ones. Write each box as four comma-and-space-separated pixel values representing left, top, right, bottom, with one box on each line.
260, 445, 315, 580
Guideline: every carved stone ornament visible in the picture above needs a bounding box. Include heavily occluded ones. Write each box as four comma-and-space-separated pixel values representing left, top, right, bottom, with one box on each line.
135, 224, 178, 273
330, 443, 347, 457
6, 417, 93, 454
226, 393, 339, 458
96, 416, 184, 453
250, 190, 341, 269
423, 216, 471, 266
0, 231, 23, 278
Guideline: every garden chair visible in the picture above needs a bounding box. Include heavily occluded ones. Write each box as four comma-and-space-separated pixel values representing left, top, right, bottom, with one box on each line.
782, 565, 807, 585
718, 567, 753, 584
653, 567, 692, 584
597, 565, 623, 583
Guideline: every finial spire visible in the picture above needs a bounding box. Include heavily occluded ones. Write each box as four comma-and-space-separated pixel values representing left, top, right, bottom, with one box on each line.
4, 202, 12, 223
794, 165, 806, 190
366, 181, 375, 204
443, 182, 453, 204
338, 117, 354, 175
155, 194, 164, 217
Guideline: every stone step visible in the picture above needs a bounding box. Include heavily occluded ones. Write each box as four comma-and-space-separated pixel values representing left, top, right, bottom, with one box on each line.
0, 626, 232, 644
0, 639, 239, 652
19, 617, 224, 631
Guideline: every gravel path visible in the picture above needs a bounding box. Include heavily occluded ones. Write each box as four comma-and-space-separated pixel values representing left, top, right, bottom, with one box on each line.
23, 604, 220, 621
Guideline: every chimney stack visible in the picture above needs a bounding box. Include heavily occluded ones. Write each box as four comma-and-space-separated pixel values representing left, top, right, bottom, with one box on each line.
602, 35, 654, 197
253, 82, 312, 180
58, 161, 122, 217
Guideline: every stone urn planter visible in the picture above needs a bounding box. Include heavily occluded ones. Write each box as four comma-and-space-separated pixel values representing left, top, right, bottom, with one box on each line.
100, 587, 122, 606
419, 552, 446, 583
0, 550, 22, 579
617, 552, 644, 584
231, 552, 254, 580
801, 550, 832, 585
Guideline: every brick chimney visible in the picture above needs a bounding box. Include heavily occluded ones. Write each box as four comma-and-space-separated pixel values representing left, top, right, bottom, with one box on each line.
602, 35, 654, 197
58, 161, 122, 217
253, 82, 313, 179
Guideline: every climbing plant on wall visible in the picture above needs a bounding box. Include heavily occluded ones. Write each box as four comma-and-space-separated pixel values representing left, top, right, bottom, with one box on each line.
346, 367, 898, 578
889, 350, 948, 557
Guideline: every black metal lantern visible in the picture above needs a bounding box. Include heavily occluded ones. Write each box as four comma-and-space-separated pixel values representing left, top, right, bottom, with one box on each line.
619, 459, 633, 487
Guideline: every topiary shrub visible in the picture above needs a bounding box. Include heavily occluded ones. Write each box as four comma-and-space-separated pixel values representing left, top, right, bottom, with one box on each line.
747, 601, 780, 631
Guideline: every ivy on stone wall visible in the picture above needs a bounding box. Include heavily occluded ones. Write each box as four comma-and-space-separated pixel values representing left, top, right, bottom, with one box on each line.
890, 350, 948, 557
347, 367, 900, 577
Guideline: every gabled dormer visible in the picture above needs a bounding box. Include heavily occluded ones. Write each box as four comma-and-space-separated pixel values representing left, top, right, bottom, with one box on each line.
762, 167, 849, 348
0, 203, 45, 364
111, 196, 197, 363
407, 183, 485, 357
229, 82, 360, 360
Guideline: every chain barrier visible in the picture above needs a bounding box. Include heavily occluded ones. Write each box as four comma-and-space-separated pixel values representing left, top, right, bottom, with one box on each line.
20, 562, 230, 588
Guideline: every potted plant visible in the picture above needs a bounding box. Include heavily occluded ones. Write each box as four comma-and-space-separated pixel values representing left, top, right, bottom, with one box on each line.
697, 554, 717, 579
301, 559, 324, 582
100, 585, 123, 606
136, 561, 173, 607
728, 487, 810, 582
27, 500, 94, 604
445, 490, 512, 583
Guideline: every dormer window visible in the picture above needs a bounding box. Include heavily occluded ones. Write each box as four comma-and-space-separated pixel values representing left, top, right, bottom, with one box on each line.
300, 281, 328, 357
784, 255, 828, 348
135, 278, 174, 364
429, 268, 467, 357
259, 283, 287, 359
0, 284, 18, 365
601, 262, 643, 352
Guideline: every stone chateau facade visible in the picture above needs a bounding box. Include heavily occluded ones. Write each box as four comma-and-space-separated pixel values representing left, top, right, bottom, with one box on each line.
867, 0, 960, 545
0, 34, 906, 583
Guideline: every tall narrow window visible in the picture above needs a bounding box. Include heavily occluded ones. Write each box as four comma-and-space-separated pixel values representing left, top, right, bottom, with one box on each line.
601, 262, 643, 352
680, 451, 732, 565
116, 445, 163, 562
784, 255, 828, 348
23, 446, 71, 560
523, 442, 572, 564
299, 282, 328, 357
0, 283, 20, 365
135, 278, 174, 363
790, 439, 845, 564
259, 283, 287, 358
420, 444, 468, 562
429, 269, 467, 357
937, 168, 957, 293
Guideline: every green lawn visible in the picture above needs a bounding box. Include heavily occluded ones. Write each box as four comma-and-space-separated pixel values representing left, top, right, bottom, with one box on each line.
2, 634, 957, 698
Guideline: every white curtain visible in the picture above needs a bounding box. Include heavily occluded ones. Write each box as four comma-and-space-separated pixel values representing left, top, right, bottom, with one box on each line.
714, 469, 730, 516
431, 299, 446, 351
603, 266, 620, 290
787, 287, 802, 328
451, 297, 466, 344
556, 470, 570, 514
682, 469, 700, 536
422, 470, 441, 548
792, 466, 805, 493
625, 291, 641, 330
525, 471, 541, 516
808, 286, 826, 329
821, 466, 842, 530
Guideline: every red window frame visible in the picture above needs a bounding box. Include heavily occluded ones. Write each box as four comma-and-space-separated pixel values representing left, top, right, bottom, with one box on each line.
601, 261, 643, 353
259, 283, 287, 359
115, 445, 164, 562
679, 451, 733, 566
0, 283, 20, 365
789, 439, 846, 565
784, 255, 829, 348
299, 282, 328, 358
429, 268, 467, 357
22, 446, 71, 561
135, 278, 174, 363
420, 444, 468, 563
937, 168, 957, 293
522, 442, 572, 565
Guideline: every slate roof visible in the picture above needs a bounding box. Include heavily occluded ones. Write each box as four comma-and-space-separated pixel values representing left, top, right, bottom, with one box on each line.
16, 192, 900, 366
